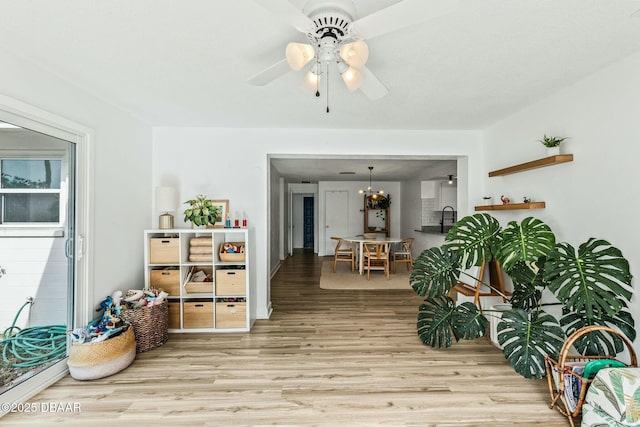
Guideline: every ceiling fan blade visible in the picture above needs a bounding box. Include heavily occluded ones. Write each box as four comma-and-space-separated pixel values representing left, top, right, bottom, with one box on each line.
351, 0, 460, 40
248, 59, 292, 86
253, 0, 314, 32
359, 66, 388, 100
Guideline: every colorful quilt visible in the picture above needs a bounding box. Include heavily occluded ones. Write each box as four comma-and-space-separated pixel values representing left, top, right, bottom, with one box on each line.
582, 368, 640, 427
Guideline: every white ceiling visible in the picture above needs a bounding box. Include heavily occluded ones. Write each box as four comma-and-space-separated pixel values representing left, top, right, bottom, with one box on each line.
1, 0, 640, 131
271, 156, 457, 182
2, 1, 640, 183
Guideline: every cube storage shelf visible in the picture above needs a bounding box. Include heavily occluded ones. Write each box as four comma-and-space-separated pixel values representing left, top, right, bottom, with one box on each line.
144, 229, 250, 333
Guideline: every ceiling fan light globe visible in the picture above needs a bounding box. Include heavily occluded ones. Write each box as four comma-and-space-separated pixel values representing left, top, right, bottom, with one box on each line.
305, 70, 320, 81
341, 66, 364, 91
339, 40, 369, 68
303, 70, 321, 91
285, 43, 315, 71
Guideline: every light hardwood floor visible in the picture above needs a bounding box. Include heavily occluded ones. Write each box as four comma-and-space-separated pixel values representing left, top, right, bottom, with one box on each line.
2, 249, 568, 426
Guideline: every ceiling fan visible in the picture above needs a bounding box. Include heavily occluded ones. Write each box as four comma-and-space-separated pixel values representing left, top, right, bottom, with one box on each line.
249, 0, 461, 101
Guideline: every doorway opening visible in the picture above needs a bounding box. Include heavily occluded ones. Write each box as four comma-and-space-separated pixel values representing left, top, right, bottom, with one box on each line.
291, 192, 316, 252
303, 196, 314, 249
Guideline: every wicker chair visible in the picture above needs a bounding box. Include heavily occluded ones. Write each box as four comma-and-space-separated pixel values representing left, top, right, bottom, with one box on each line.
331, 237, 355, 273
363, 242, 390, 280
392, 237, 414, 272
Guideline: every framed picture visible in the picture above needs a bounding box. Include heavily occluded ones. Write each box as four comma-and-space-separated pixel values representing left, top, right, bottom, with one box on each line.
211, 199, 229, 228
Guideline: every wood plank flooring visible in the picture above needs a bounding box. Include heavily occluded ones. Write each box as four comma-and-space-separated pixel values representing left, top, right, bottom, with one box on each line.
2, 249, 568, 426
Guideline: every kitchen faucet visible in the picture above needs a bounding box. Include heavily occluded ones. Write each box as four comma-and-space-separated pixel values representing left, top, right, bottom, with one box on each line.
441, 206, 456, 233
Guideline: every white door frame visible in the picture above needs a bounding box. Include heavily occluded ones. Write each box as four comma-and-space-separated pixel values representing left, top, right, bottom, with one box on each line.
0, 93, 93, 411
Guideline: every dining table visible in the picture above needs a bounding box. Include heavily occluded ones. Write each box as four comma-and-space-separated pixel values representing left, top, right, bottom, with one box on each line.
343, 236, 404, 275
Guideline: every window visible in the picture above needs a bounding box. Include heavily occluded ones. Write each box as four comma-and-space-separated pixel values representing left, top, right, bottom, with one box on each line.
0, 158, 65, 226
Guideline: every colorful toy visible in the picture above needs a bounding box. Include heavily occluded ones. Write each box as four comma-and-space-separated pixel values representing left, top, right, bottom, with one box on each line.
70, 292, 128, 343
223, 242, 242, 253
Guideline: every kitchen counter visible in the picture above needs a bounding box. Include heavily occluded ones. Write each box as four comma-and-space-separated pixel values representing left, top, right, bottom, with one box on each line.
415, 225, 454, 235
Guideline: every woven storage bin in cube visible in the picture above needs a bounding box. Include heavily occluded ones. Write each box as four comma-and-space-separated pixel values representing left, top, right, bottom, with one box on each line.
219, 242, 246, 262
215, 301, 246, 329
68, 327, 136, 380
120, 301, 169, 353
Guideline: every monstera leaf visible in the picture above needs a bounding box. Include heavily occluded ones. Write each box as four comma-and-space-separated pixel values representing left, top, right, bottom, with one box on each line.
561, 309, 636, 355
451, 302, 489, 340
545, 238, 633, 321
497, 217, 556, 274
497, 309, 564, 379
410, 246, 459, 298
417, 295, 457, 348
508, 260, 545, 310
444, 213, 501, 269
417, 296, 487, 348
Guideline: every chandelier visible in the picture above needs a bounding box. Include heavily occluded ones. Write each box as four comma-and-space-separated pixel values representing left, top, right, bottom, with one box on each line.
358, 166, 384, 199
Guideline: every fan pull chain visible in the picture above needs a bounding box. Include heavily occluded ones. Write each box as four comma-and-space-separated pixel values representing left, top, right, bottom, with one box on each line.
326, 62, 330, 113
315, 57, 320, 98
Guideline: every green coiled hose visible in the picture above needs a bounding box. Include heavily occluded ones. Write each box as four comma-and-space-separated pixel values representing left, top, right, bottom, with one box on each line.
0, 299, 67, 368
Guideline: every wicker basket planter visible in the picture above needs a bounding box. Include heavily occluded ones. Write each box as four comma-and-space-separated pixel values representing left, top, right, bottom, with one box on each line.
545, 325, 638, 427
120, 301, 169, 353
67, 327, 136, 380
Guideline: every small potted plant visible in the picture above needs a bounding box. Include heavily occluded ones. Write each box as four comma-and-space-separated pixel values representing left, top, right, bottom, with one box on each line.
183, 195, 222, 228
538, 134, 568, 156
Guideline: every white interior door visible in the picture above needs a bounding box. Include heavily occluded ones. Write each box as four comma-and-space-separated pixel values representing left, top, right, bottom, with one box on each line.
324, 190, 349, 255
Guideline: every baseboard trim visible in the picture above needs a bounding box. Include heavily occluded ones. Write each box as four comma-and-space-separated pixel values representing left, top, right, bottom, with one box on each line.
270, 262, 281, 279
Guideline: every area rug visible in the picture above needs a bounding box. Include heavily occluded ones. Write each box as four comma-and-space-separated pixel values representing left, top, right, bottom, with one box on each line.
319, 259, 412, 290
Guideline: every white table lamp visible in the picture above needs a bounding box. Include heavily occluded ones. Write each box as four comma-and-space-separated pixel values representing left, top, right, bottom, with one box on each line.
155, 186, 178, 229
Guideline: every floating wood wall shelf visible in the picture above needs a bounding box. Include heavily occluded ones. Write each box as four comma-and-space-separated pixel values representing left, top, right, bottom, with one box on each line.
488, 154, 573, 177
475, 202, 546, 211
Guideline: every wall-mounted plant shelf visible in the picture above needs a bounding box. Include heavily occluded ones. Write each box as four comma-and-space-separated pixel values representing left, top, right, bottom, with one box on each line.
475, 202, 546, 211
488, 154, 573, 177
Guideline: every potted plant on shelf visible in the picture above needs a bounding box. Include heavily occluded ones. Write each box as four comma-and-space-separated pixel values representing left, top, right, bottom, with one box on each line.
538, 134, 569, 156
183, 195, 222, 228
410, 212, 634, 379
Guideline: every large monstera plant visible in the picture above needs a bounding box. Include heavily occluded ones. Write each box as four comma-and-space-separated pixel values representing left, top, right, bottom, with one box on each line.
410, 213, 634, 379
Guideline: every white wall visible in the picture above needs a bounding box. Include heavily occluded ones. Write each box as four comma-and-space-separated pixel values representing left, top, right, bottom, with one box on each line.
484, 51, 640, 348
399, 179, 442, 256
152, 128, 483, 320
269, 162, 281, 281
0, 49, 152, 319
317, 180, 401, 255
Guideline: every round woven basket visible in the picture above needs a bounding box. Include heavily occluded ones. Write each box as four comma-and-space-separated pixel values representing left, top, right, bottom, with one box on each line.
67, 326, 136, 380
120, 302, 169, 353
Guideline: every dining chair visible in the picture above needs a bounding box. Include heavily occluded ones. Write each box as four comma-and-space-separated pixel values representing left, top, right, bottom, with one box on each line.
331, 237, 355, 273
392, 237, 414, 273
362, 242, 390, 280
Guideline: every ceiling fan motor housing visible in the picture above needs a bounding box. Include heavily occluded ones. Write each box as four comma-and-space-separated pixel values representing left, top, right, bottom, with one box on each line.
303, 0, 356, 49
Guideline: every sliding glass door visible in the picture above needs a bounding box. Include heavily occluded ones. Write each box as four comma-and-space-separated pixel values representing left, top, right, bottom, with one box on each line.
0, 120, 76, 397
